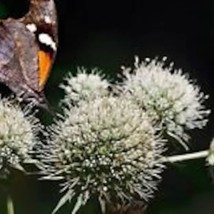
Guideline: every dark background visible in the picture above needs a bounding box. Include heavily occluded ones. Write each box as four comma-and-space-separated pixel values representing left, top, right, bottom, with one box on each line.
0, 0, 214, 213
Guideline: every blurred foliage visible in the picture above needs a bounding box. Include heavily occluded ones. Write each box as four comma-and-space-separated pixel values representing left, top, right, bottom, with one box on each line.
0, 2, 8, 18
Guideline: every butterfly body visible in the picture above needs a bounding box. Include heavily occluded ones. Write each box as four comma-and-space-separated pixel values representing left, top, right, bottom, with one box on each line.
0, 0, 58, 107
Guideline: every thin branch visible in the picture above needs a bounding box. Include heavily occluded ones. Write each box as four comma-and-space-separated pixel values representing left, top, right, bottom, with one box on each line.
161, 150, 209, 163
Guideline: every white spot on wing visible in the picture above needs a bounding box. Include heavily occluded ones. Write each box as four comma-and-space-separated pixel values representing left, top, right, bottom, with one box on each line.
26, 23, 37, 33
44, 16, 52, 24
38, 33, 57, 50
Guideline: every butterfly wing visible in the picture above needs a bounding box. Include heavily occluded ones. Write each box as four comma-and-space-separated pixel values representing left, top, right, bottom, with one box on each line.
0, 20, 26, 93
0, 18, 48, 106
3, 19, 41, 92
20, 0, 58, 90
0, 0, 58, 106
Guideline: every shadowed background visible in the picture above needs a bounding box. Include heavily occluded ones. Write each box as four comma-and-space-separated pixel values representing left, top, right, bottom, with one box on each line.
0, 0, 214, 213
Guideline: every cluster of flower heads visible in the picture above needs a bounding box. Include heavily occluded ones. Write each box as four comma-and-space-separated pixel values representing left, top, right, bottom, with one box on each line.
37, 59, 210, 213
0, 99, 40, 177
0, 57, 211, 213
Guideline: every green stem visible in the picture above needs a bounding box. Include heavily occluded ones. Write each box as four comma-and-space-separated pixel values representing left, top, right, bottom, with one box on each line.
7, 193, 14, 214
161, 150, 209, 163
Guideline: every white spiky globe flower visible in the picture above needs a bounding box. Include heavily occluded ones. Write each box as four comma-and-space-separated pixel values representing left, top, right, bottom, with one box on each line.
0, 99, 40, 176
60, 68, 110, 105
121, 57, 210, 148
38, 96, 164, 214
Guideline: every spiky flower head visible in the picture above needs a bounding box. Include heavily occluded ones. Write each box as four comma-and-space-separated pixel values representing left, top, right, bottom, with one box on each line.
38, 96, 164, 214
121, 57, 210, 148
0, 98, 40, 177
60, 68, 110, 105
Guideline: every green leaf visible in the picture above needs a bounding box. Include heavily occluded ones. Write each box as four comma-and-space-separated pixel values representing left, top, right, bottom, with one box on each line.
52, 189, 75, 214
71, 194, 83, 214
99, 196, 106, 214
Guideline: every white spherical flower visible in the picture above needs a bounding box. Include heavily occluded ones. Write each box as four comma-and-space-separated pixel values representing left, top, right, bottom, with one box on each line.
0, 99, 40, 175
60, 68, 110, 105
122, 57, 210, 148
39, 96, 164, 214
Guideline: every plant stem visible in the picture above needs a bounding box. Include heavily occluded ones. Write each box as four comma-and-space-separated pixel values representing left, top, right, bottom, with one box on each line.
162, 150, 209, 163
7, 193, 14, 214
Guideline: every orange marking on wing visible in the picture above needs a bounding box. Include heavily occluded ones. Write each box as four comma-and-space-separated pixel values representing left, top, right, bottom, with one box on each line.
38, 50, 52, 87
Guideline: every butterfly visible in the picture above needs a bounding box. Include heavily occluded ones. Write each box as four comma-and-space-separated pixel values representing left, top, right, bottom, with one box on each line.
0, 0, 58, 108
